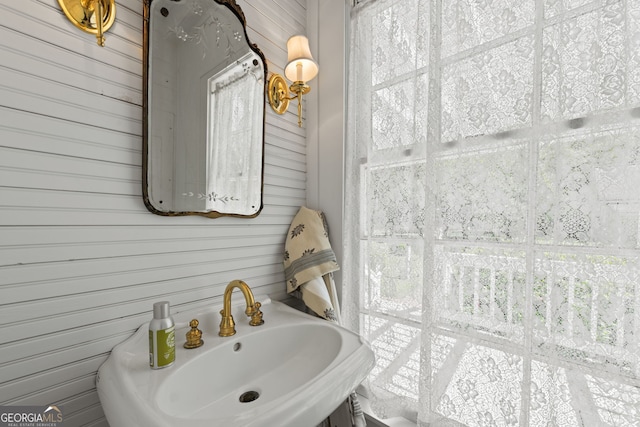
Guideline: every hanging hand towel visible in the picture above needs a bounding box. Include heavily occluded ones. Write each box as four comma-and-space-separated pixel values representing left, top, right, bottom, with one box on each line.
283, 206, 340, 320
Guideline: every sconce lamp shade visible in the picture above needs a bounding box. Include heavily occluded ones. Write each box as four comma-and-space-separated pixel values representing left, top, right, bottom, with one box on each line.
284, 35, 318, 83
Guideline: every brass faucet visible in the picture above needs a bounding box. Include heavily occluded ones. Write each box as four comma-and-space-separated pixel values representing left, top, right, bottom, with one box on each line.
218, 280, 264, 337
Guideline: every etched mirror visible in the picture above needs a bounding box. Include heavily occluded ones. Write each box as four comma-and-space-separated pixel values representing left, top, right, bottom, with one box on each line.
143, 0, 266, 218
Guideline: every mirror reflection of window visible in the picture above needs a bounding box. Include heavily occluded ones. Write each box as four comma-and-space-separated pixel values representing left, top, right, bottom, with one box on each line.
206, 54, 263, 214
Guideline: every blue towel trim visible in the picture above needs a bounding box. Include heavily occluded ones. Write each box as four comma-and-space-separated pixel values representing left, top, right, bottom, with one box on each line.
284, 249, 337, 282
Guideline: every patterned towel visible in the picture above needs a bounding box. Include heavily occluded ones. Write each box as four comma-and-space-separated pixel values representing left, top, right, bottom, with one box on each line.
284, 206, 340, 320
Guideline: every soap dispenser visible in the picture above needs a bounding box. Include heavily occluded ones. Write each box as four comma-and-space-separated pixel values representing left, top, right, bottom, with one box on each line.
149, 301, 175, 369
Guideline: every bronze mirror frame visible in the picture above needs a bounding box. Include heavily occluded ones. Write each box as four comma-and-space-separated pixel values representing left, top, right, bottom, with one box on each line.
142, 0, 267, 219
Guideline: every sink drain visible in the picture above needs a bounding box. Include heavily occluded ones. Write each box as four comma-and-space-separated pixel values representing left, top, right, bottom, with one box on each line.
239, 390, 260, 403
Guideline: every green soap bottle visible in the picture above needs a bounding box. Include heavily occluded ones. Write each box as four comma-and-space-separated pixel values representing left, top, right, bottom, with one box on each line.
149, 301, 175, 369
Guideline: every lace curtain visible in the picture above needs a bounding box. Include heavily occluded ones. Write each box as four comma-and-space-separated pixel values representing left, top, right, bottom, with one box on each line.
342, 0, 640, 425
206, 68, 262, 211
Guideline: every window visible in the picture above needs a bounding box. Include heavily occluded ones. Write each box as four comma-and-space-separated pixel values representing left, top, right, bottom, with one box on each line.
343, 0, 640, 425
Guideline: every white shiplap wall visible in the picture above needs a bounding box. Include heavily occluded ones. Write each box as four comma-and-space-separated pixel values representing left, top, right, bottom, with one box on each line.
0, 0, 308, 425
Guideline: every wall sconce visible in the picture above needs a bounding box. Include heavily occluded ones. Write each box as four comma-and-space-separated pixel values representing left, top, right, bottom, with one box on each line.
58, 0, 116, 47
267, 35, 318, 127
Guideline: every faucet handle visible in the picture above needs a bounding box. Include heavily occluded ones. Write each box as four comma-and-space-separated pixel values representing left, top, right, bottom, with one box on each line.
249, 301, 264, 326
184, 319, 204, 349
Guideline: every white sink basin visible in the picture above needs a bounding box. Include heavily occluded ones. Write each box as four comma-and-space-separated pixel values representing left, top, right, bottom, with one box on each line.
97, 297, 374, 427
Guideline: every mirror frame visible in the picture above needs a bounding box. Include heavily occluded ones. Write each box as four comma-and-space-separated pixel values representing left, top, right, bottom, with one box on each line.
142, 0, 267, 219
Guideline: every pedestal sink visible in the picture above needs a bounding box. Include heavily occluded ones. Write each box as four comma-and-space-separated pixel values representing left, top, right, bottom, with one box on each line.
97, 297, 374, 427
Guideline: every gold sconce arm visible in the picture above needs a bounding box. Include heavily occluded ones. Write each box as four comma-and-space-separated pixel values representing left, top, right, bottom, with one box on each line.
95, 0, 105, 46
58, 0, 116, 47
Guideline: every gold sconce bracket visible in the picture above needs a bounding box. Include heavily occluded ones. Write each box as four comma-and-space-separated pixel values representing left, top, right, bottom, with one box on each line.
58, 0, 116, 47
267, 74, 290, 115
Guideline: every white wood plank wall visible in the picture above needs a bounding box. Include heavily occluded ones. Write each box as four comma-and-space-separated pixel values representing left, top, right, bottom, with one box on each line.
0, 0, 308, 425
